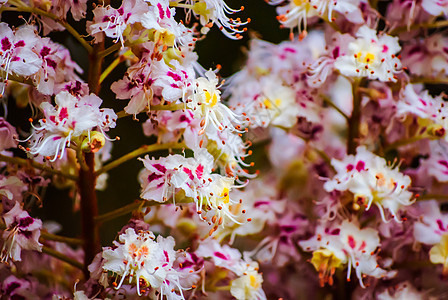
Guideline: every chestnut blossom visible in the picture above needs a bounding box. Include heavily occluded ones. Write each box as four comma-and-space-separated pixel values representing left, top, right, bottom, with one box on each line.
401, 34, 448, 77
0, 23, 42, 90
143, 110, 196, 144
102, 228, 195, 297
33, 37, 83, 96
214, 177, 287, 243
230, 261, 266, 300
334, 26, 402, 82
196, 239, 267, 300
188, 70, 244, 134
300, 220, 394, 287
26, 91, 117, 161
139, 149, 243, 230
420, 140, 448, 182
111, 46, 194, 116
376, 281, 429, 299
0, 175, 27, 210
199, 127, 253, 180
413, 200, 448, 274
1, 275, 34, 299
142, 0, 194, 47
397, 85, 448, 139
1, 202, 42, 262
88, 0, 149, 44
52, 0, 88, 21
324, 146, 414, 222
258, 77, 302, 128
0, 117, 17, 152
183, 0, 249, 39
272, 0, 365, 32
139, 148, 214, 202
422, 0, 448, 16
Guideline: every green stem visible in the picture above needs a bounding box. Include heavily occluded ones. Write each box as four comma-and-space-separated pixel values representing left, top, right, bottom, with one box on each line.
97, 42, 123, 58
383, 135, 437, 152
347, 79, 362, 155
95, 142, 186, 175
95, 200, 145, 224
0, 154, 77, 180
95, 192, 192, 224
417, 194, 448, 201
322, 95, 349, 121
99, 50, 132, 84
0, 6, 93, 53
41, 245, 84, 270
76, 147, 89, 172
390, 20, 448, 35
116, 103, 187, 118
40, 232, 83, 246
411, 77, 448, 85
169, 2, 193, 8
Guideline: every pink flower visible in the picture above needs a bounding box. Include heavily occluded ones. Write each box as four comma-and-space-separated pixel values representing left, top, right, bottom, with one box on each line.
26, 91, 116, 161
0, 118, 17, 152
88, 0, 149, 44
1, 202, 43, 262
0, 23, 42, 93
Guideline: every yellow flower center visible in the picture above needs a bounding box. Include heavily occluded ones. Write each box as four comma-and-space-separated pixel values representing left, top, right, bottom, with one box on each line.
249, 274, 261, 289
154, 29, 176, 47
311, 249, 343, 287
263, 98, 282, 109
430, 234, 448, 275
205, 90, 218, 107
357, 52, 375, 64
220, 187, 230, 204
293, 0, 307, 6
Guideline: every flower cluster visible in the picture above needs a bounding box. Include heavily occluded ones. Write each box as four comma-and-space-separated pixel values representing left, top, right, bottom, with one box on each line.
2, 0, 448, 298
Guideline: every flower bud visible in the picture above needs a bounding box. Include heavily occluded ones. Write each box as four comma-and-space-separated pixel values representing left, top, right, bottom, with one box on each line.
427, 124, 446, 138
81, 131, 106, 153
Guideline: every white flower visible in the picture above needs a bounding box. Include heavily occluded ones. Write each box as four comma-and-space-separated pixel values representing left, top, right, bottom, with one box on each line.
397, 85, 448, 140
0, 24, 42, 92
200, 127, 253, 180
414, 200, 448, 245
300, 220, 394, 287
230, 261, 266, 300
324, 146, 414, 222
422, 0, 448, 17
413, 200, 448, 274
260, 78, 302, 128
139, 148, 214, 202
185, 0, 249, 39
334, 26, 402, 82
142, 0, 194, 47
88, 0, 149, 44
420, 140, 448, 182
212, 177, 287, 243
139, 149, 243, 230
376, 281, 429, 300
273, 0, 365, 32
196, 239, 266, 299
187, 70, 244, 134
102, 228, 190, 297
26, 91, 117, 161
